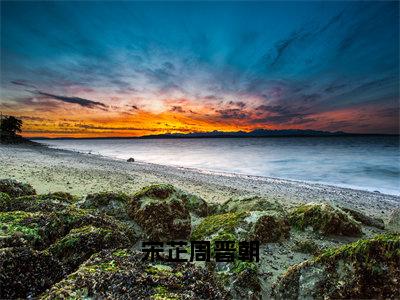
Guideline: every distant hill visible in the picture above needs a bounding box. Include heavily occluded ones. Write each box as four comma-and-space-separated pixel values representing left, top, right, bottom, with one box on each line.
141, 129, 350, 139
31, 129, 398, 140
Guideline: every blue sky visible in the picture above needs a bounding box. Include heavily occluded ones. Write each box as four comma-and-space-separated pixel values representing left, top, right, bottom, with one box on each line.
0, 1, 399, 136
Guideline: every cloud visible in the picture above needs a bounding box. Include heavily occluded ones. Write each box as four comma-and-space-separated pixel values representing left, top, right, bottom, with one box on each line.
35, 91, 107, 109
170, 105, 185, 113
215, 108, 248, 119
11, 80, 37, 89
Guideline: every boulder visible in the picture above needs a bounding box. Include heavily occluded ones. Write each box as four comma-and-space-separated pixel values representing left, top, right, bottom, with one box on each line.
3, 192, 75, 212
289, 203, 362, 236
192, 210, 290, 244
341, 207, 385, 230
129, 184, 192, 241
41, 249, 228, 299
127, 157, 135, 162
272, 234, 400, 299
0, 247, 64, 299
0, 192, 11, 210
81, 192, 130, 219
48, 225, 132, 273
387, 208, 400, 233
0, 208, 136, 249
0, 179, 36, 197
220, 196, 285, 214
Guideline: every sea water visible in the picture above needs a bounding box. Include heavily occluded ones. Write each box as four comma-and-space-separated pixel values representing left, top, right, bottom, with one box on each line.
36, 136, 400, 196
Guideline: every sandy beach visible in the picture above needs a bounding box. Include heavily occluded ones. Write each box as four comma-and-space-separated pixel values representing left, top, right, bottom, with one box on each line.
1, 142, 398, 221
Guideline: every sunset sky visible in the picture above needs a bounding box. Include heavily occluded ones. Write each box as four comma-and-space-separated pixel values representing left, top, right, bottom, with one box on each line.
0, 1, 399, 137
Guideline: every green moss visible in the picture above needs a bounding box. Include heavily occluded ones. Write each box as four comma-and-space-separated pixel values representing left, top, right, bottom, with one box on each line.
191, 212, 248, 240
113, 249, 129, 257
0, 211, 41, 242
85, 192, 129, 208
289, 203, 362, 236
146, 264, 183, 279
292, 239, 320, 255
315, 233, 400, 263
0, 192, 11, 210
84, 260, 118, 273
232, 260, 257, 274
133, 184, 176, 201
151, 286, 179, 300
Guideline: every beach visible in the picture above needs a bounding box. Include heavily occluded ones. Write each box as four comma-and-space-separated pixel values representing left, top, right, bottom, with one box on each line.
1, 142, 398, 221
1, 142, 399, 299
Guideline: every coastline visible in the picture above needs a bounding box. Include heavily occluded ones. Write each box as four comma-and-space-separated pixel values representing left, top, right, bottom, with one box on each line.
1, 142, 398, 221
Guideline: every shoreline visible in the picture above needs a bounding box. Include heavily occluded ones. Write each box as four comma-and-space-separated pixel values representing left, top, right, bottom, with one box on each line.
1, 142, 399, 221
47, 143, 400, 197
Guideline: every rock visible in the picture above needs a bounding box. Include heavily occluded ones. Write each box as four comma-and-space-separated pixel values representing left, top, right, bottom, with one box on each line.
192, 210, 290, 244
0, 192, 11, 210
48, 225, 132, 273
249, 211, 290, 243
3, 192, 75, 212
289, 202, 362, 236
231, 267, 261, 299
0, 247, 64, 299
341, 207, 385, 229
220, 196, 285, 214
272, 234, 400, 299
127, 157, 135, 162
132, 184, 209, 217
0, 179, 36, 197
41, 249, 228, 299
387, 208, 400, 233
291, 239, 320, 255
128, 184, 192, 241
0, 208, 137, 249
81, 192, 130, 219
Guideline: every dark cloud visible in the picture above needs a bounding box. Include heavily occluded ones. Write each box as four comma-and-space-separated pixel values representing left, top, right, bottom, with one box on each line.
76, 124, 159, 131
11, 80, 37, 89
325, 83, 347, 93
35, 91, 107, 109
216, 108, 248, 119
170, 105, 185, 113
228, 101, 246, 108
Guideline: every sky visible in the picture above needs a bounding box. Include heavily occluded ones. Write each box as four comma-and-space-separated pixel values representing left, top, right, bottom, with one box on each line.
0, 1, 399, 137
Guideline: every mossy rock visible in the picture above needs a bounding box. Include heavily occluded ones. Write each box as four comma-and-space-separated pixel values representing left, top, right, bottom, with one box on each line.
272, 234, 400, 299
41, 249, 227, 299
48, 225, 132, 273
291, 239, 320, 255
132, 184, 209, 216
3, 192, 75, 212
81, 192, 130, 219
249, 211, 290, 243
289, 202, 362, 236
0, 179, 36, 197
192, 210, 290, 244
387, 208, 400, 233
0, 247, 64, 299
128, 184, 193, 241
341, 207, 385, 230
220, 196, 285, 214
191, 211, 248, 241
0, 208, 137, 249
0, 192, 11, 211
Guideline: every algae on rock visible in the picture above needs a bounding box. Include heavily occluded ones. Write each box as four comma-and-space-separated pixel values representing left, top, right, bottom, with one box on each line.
0, 179, 36, 197
128, 184, 193, 241
272, 234, 400, 299
289, 202, 362, 236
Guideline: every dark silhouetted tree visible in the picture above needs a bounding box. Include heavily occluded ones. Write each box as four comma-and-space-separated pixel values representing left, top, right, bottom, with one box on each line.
1, 116, 22, 137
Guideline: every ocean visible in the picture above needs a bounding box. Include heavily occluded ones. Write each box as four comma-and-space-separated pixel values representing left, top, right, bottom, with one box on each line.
36, 136, 400, 196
